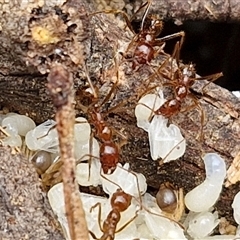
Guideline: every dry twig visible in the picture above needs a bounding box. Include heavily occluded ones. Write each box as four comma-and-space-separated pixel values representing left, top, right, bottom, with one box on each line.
47, 64, 89, 240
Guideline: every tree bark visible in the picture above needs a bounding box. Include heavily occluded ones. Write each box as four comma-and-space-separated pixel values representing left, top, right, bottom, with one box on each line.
148, 0, 240, 23
0, 0, 240, 234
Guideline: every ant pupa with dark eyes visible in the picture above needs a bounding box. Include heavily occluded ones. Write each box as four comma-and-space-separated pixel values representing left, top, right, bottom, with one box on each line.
90, 0, 185, 71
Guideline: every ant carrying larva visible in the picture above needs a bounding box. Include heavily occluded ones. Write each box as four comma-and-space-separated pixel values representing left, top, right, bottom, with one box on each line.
136, 40, 223, 144
135, 87, 186, 162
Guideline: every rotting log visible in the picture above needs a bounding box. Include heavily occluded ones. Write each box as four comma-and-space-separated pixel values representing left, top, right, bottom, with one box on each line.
0, 0, 240, 234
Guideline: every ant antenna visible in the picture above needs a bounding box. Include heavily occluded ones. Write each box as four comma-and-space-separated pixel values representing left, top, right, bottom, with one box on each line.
83, 63, 98, 99
140, 0, 153, 31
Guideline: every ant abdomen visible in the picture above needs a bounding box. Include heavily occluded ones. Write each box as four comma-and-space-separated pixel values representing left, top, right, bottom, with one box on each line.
100, 141, 119, 174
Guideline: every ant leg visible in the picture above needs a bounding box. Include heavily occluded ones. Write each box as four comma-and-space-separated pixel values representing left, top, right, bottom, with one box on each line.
154, 31, 185, 48
88, 131, 94, 180
181, 93, 205, 141
160, 138, 186, 166
137, 56, 171, 99
100, 49, 120, 107
88, 230, 98, 240
115, 211, 139, 233
36, 122, 57, 140
90, 202, 104, 233
197, 72, 223, 94
140, 0, 153, 31
0, 126, 10, 137
83, 63, 98, 99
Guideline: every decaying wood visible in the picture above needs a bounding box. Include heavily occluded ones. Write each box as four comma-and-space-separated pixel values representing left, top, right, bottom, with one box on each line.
0, 0, 240, 234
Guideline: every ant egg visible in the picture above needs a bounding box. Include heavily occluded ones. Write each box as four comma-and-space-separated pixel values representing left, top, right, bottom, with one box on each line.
74, 117, 91, 142
156, 184, 177, 213
148, 115, 186, 161
2, 114, 36, 136
135, 91, 165, 131
232, 191, 240, 224
185, 153, 226, 212
186, 211, 219, 238
31, 150, 52, 175
25, 120, 58, 153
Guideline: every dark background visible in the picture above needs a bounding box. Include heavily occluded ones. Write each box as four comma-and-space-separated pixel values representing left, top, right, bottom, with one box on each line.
160, 21, 240, 91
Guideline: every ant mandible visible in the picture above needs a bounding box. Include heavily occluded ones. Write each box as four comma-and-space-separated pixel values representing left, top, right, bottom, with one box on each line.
90, 0, 185, 70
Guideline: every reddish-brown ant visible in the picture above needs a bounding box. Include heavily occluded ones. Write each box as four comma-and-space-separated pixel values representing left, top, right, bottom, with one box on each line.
90, 0, 185, 70
77, 61, 126, 175
88, 165, 143, 240
89, 188, 135, 240
148, 41, 223, 139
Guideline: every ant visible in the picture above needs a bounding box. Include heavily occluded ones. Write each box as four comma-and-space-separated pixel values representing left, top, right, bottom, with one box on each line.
90, 0, 185, 71
148, 41, 223, 140
89, 188, 135, 240
77, 60, 126, 175
88, 164, 143, 240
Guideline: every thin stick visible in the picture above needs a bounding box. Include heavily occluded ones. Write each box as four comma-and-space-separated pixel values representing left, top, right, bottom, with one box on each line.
47, 64, 89, 240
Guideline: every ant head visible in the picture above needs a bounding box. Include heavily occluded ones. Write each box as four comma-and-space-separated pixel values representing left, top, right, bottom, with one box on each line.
181, 63, 196, 80
144, 15, 163, 37
111, 189, 132, 211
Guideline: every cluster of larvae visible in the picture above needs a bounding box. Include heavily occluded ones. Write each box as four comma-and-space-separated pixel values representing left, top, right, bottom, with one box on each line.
1, 112, 240, 239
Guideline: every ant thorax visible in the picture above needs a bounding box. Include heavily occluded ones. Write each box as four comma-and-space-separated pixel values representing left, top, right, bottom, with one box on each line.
135, 90, 186, 162
175, 85, 188, 100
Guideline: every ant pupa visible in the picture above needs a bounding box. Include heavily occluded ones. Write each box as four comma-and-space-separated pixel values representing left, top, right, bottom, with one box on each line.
31, 150, 53, 175
156, 182, 184, 222
90, 0, 185, 71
